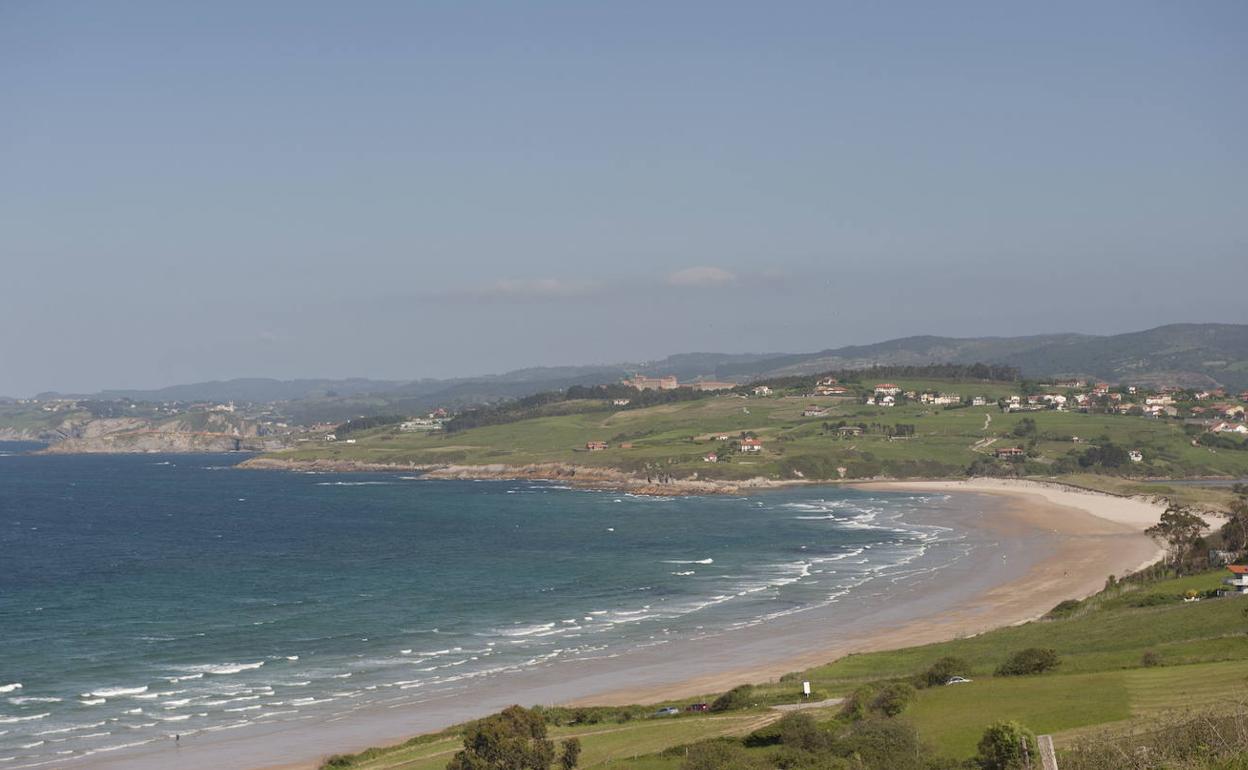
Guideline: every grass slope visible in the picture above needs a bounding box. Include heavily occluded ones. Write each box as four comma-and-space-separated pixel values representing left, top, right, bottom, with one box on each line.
265, 377, 1248, 488
322, 571, 1248, 770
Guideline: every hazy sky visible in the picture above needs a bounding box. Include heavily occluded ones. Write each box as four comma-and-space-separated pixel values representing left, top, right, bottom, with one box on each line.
3, 2, 1245, 396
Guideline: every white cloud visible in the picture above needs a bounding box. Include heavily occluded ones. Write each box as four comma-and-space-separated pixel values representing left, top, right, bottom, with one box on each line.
665, 266, 737, 288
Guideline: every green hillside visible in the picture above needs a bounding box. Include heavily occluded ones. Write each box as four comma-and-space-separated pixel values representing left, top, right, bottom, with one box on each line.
317, 569, 1248, 770
257, 375, 1248, 494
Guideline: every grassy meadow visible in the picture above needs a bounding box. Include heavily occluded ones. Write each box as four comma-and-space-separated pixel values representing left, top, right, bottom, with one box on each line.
267, 377, 1248, 491
321, 570, 1248, 769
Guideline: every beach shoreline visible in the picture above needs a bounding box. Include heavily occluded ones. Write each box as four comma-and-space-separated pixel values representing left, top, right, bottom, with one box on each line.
563, 479, 1165, 706
80, 478, 1164, 770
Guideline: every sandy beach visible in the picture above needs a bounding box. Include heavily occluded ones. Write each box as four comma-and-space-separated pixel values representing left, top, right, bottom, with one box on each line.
85, 479, 1165, 770
569, 479, 1165, 706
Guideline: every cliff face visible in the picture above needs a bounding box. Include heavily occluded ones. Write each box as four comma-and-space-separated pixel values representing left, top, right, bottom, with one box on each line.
35, 414, 289, 454
43, 432, 287, 454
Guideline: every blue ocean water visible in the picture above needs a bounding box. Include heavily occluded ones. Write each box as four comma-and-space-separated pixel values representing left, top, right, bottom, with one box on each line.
0, 446, 965, 767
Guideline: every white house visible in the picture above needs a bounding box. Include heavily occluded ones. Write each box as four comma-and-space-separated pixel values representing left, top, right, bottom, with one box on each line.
803, 406, 828, 417
739, 438, 763, 452
972, 396, 987, 406
874, 383, 902, 396
879, 395, 896, 407
752, 385, 773, 396
1211, 422, 1248, 435
1129, 450, 1143, 463
1225, 565, 1248, 595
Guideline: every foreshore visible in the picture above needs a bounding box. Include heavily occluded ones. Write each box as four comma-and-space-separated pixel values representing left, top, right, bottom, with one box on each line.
563, 478, 1165, 706
77, 475, 1166, 770
172, 478, 1163, 770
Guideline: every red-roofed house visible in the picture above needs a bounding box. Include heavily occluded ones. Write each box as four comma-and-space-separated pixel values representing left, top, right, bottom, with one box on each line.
1226, 565, 1248, 594
739, 438, 763, 453
874, 383, 902, 396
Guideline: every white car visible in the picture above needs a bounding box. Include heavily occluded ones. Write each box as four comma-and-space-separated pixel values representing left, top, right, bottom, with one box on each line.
944, 676, 972, 685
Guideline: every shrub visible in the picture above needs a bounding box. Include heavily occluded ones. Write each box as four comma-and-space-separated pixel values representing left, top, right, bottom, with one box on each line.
975, 721, 1037, 770
679, 738, 766, 770
446, 705, 554, 770
558, 737, 581, 770
1130, 592, 1179, 607
1141, 650, 1162, 667
841, 718, 924, 769
1045, 599, 1082, 619
917, 656, 971, 688
710, 684, 756, 712
837, 684, 877, 721
776, 712, 832, 753
742, 720, 783, 748
995, 648, 1060, 677
869, 683, 916, 717
1061, 709, 1248, 769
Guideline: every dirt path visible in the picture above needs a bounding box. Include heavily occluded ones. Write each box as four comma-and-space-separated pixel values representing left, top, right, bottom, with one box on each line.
772, 697, 845, 712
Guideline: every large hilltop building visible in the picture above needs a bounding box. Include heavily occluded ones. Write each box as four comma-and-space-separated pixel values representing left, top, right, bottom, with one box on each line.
625, 375, 679, 391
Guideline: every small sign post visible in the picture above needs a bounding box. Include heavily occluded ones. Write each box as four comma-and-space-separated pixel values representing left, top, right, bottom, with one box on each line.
802, 681, 811, 700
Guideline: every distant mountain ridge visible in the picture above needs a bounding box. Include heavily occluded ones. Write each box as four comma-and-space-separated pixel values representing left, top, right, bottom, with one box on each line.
31, 323, 1247, 408
726, 323, 1248, 390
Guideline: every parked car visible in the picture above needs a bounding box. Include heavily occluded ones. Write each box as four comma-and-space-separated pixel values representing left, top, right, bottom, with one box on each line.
685, 703, 710, 712
945, 676, 972, 685
653, 707, 680, 717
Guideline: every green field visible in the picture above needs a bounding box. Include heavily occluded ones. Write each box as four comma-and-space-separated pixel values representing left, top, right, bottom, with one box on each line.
322, 570, 1248, 770
263, 377, 1248, 491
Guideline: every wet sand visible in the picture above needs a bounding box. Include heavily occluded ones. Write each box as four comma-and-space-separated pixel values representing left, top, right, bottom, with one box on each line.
91, 481, 1163, 770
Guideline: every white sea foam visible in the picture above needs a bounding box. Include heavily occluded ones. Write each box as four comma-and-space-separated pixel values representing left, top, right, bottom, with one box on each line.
177, 661, 265, 675
662, 558, 713, 564
0, 684, 20, 694
0, 713, 48, 724
671, 570, 695, 576
315, 481, 394, 486
35, 722, 104, 736
7, 697, 60, 705
164, 673, 204, 683
87, 686, 147, 698
79, 698, 105, 705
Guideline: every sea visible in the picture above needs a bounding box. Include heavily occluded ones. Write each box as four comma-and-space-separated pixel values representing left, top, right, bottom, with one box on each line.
0, 444, 982, 768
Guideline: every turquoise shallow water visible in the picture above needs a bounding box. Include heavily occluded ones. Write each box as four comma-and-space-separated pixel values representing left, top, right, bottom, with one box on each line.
0, 445, 968, 767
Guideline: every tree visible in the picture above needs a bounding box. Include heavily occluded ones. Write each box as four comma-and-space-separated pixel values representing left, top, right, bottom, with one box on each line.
995, 648, 1060, 677
1221, 495, 1248, 552
842, 718, 924, 769
917, 656, 971, 688
1146, 505, 1209, 571
709, 684, 754, 712
557, 738, 580, 770
680, 739, 765, 770
1012, 418, 1037, 438
870, 682, 916, 717
447, 705, 555, 770
975, 721, 1037, 770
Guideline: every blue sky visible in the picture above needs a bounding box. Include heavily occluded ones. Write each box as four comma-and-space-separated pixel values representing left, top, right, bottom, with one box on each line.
2, 1, 1245, 395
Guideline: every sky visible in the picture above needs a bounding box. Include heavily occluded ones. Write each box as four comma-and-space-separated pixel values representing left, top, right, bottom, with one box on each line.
2, 1, 1246, 396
